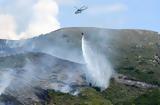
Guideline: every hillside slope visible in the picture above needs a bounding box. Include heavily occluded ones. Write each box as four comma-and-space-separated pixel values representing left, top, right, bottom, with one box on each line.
0, 27, 160, 105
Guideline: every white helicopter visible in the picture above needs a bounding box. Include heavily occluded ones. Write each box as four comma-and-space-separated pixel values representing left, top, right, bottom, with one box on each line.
74, 5, 88, 14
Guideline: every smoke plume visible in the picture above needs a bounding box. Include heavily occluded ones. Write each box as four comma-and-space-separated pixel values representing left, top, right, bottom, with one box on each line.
0, 53, 86, 104
0, 0, 60, 40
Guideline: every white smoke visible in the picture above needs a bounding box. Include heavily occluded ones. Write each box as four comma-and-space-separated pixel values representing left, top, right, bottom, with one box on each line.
0, 54, 86, 103
0, 102, 5, 105
0, 0, 60, 40
0, 69, 13, 95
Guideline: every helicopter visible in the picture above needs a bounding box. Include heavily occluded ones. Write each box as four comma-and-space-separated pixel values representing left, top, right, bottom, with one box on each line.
74, 5, 88, 14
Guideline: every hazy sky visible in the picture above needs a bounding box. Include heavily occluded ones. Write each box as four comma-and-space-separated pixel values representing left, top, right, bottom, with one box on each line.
58, 0, 160, 32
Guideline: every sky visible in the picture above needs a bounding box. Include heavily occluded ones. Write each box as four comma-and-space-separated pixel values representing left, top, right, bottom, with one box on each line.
0, 0, 159, 39
58, 0, 160, 32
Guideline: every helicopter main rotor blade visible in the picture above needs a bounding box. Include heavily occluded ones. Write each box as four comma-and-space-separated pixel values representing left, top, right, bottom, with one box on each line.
80, 5, 88, 10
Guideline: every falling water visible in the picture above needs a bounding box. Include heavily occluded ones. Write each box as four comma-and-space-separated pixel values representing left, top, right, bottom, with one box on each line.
82, 35, 113, 89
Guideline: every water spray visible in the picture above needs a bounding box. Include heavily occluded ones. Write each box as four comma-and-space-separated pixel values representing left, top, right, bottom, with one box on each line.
82, 33, 113, 89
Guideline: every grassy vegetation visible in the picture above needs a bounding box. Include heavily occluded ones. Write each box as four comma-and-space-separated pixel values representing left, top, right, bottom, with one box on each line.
47, 80, 160, 105
33, 32, 160, 105
115, 43, 160, 86
0, 46, 160, 105
48, 88, 112, 105
0, 30, 160, 105
102, 80, 146, 105
133, 89, 160, 105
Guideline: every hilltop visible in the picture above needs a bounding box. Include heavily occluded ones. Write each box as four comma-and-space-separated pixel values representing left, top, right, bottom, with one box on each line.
0, 27, 160, 105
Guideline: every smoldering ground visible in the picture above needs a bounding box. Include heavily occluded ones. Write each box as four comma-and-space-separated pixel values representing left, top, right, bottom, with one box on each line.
0, 53, 87, 104
0, 27, 116, 91
0, 27, 121, 104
